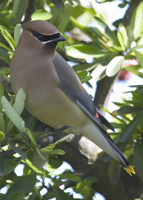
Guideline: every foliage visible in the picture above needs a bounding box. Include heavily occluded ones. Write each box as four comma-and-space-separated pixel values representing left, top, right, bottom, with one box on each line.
0, 0, 143, 199
102, 84, 143, 183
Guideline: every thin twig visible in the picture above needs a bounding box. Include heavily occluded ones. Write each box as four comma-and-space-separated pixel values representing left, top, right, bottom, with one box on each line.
23, 0, 36, 23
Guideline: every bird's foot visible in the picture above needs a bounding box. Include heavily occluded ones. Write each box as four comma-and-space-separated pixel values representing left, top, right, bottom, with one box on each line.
53, 125, 69, 135
37, 125, 69, 147
37, 134, 55, 147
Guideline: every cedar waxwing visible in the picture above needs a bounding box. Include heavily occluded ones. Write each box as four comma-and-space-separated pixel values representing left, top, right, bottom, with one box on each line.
10, 20, 135, 175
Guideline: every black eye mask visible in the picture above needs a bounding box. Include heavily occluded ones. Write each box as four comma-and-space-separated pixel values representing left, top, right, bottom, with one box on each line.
30, 30, 61, 42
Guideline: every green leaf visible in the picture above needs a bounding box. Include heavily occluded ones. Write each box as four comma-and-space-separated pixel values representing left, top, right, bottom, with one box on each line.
75, 180, 93, 199
10, 192, 24, 200
4, 158, 21, 176
109, 45, 122, 52
70, 16, 94, 40
32, 151, 48, 169
0, 131, 5, 141
24, 159, 42, 174
0, 67, 9, 77
57, 3, 74, 33
133, 140, 143, 180
60, 172, 81, 182
132, 91, 143, 107
73, 63, 96, 72
4, 87, 26, 133
66, 44, 105, 59
120, 112, 143, 142
2, 175, 36, 200
49, 0, 63, 9
35, 147, 48, 162
0, 45, 10, 59
9, 142, 27, 159
0, 42, 12, 52
128, 2, 143, 47
82, 175, 98, 183
117, 31, 126, 51
0, 154, 5, 176
26, 128, 37, 146
117, 106, 142, 115
118, 23, 128, 48
48, 149, 65, 155
77, 8, 95, 27
106, 56, 124, 77
51, 183, 71, 200
46, 157, 63, 172
108, 160, 121, 184
2, 75, 10, 83
54, 134, 71, 145
91, 64, 106, 81
12, 0, 28, 24
13, 88, 26, 115
14, 24, 23, 45
77, 71, 92, 83
88, 26, 107, 44
80, 76, 92, 84
6, 121, 14, 134
0, 26, 16, 51
130, 44, 143, 52
1, 96, 25, 133
0, 112, 5, 133
0, 54, 10, 65
124, 147, 134, 158
40, 143, 55, 153
118, 3, 127, 8
135, 51, 143, 68
76, 179, 92, 189
96, 0, 106, 3
92, 16, 118, 45
31, 9, 52, 21
43, 190, 55, 200
125, 66, 143, 79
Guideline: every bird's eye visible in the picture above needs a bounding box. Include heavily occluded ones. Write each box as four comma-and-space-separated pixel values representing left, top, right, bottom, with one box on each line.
37, 34, 43, 40
31, 30, 43, 41
31, 30, 50, 42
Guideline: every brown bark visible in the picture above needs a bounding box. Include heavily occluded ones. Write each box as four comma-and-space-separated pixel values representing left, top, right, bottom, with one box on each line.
93, 75, 117, 110
23, 0, 36, 23
122, 0, 140, 27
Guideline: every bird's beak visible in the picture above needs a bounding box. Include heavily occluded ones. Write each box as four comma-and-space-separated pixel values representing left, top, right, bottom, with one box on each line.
43, 34, 66, 45
56, 35, 66, 43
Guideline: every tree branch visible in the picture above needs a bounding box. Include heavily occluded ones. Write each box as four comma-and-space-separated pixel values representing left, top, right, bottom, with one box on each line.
93, 74, 118, 110
122, 0, 140, 27
23, 0, 36, 23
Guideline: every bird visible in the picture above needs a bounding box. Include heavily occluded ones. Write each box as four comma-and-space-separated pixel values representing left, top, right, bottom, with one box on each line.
10, 20, 135, 176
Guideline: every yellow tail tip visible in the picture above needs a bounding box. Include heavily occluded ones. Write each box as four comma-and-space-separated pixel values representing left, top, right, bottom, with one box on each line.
124, 165, 136, 176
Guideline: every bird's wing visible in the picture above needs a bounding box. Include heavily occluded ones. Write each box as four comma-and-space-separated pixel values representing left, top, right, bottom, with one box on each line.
53, 52, 114, 132
53, 53, 137, 174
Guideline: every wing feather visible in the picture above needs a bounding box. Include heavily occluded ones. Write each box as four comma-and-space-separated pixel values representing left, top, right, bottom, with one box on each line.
53, 52, 114, 132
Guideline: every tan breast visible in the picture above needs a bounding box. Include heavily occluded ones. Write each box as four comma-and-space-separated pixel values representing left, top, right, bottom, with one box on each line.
10, 49, 86, 129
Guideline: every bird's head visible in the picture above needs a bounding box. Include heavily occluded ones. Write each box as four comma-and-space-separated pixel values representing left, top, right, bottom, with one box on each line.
15, 20, 66, 58
22, 20, 66, 45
